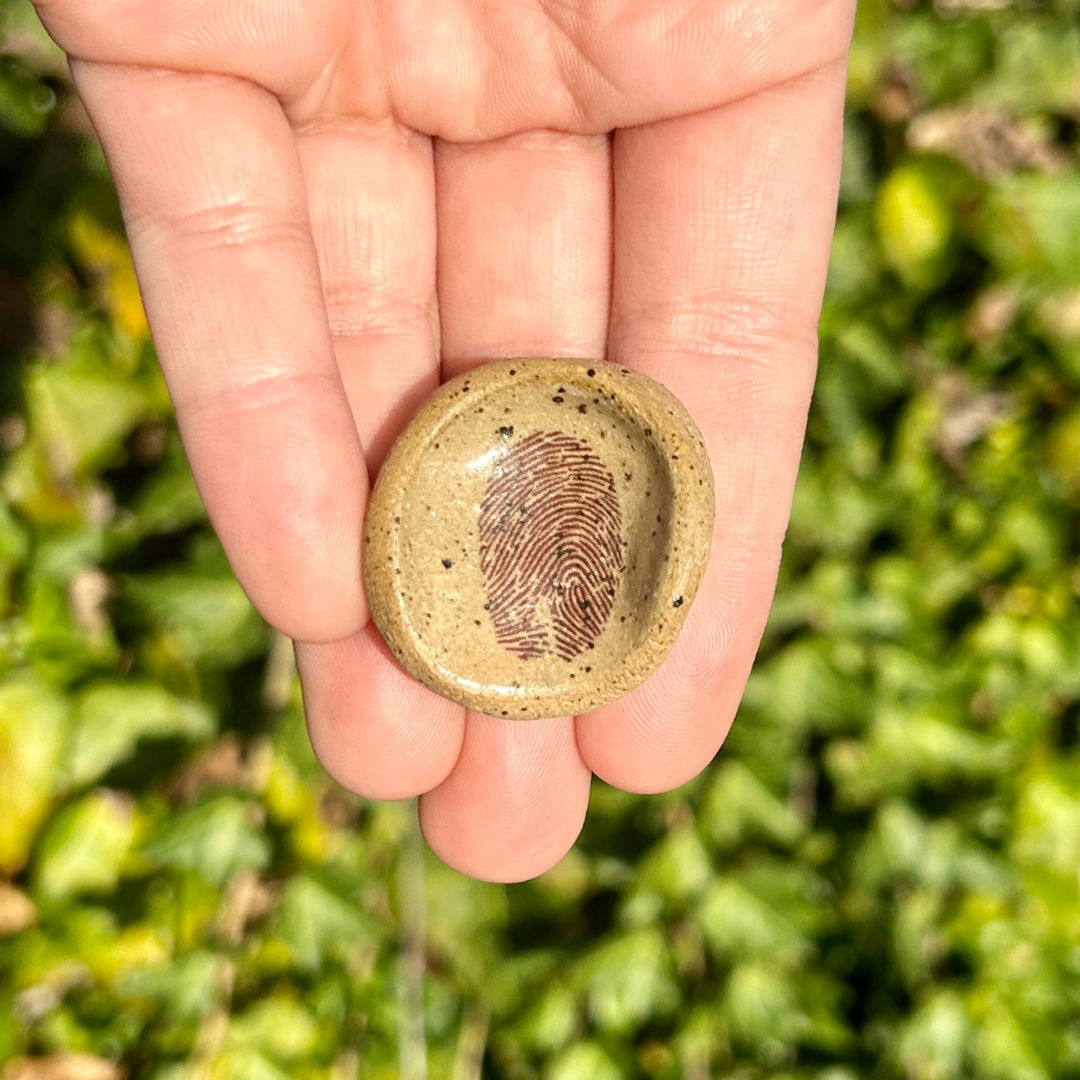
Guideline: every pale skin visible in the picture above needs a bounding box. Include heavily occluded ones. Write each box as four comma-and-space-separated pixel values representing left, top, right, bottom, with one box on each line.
33, 0, 857, 882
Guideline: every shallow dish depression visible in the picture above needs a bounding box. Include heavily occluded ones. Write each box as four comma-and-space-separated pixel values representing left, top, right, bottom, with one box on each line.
362, 359, 716, 719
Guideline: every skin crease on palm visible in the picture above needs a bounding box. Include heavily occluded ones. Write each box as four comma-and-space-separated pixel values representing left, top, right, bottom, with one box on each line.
32, 0, 858, 883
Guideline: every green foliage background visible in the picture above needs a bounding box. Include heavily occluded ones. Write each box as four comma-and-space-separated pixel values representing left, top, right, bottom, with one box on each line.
3, 1, 1080, 1077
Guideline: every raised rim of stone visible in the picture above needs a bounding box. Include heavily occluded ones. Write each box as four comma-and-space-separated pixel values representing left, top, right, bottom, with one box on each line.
362, 358, 716, 719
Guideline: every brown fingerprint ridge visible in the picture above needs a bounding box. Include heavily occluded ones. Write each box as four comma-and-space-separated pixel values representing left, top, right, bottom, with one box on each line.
479, 430, 624, 662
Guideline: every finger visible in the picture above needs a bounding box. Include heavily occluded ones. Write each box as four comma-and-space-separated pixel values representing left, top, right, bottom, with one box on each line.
436, 129, 611, 375
293, 119, 465, 797
295, 119, 440, 472
32, 0, 347, 103
576, 63, 850, 792
424, 129, 610, 871
419, 715, 590, 882
296, 628, 465, 801
73, 62, 367, 642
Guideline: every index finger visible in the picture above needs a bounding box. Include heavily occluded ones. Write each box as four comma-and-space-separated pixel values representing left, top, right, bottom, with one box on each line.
576, 60, 850, 791
73, 62, 368, 643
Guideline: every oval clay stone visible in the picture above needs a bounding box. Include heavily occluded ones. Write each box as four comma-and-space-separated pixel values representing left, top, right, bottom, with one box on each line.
362, 359, 715, 720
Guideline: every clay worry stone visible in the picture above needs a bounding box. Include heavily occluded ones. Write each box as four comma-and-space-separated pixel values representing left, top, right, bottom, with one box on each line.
362, 358, 715, 720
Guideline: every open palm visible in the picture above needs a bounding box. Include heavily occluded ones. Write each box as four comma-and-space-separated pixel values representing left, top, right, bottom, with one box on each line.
34, 0, 856, 881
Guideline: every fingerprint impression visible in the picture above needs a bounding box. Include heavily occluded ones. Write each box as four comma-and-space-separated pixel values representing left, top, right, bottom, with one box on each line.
479, 431, 624, 661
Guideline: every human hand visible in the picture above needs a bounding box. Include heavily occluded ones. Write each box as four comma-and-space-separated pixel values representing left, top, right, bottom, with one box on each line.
33, 0, 856, 881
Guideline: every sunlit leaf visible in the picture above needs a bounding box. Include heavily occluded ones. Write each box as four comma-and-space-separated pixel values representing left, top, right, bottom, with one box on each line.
0, 675, 70, 872
544, 1041, 622, 1080
228, 995, 319, 1064
895, 990, 971, 1080
32, 789, 136, 902
66, 211, 149, 343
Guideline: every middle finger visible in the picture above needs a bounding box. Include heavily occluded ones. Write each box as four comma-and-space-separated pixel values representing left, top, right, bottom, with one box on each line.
296, 118, 465, 801
422, 129, 612, 880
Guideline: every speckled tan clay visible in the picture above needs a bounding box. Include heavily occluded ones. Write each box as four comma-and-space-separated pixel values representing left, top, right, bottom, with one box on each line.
362, 359, 715, 720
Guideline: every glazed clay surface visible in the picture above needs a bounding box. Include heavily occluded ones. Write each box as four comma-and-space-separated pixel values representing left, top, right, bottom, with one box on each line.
362, 359, 715, 719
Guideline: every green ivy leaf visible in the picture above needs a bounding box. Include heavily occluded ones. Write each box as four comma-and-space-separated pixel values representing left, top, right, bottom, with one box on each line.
573, 928, 679, 1035
699, 763, 806, 853
273, 875, 380, 972
70, 681, 215, 787
140, 796, 269, 887
120, 573, 266, 670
